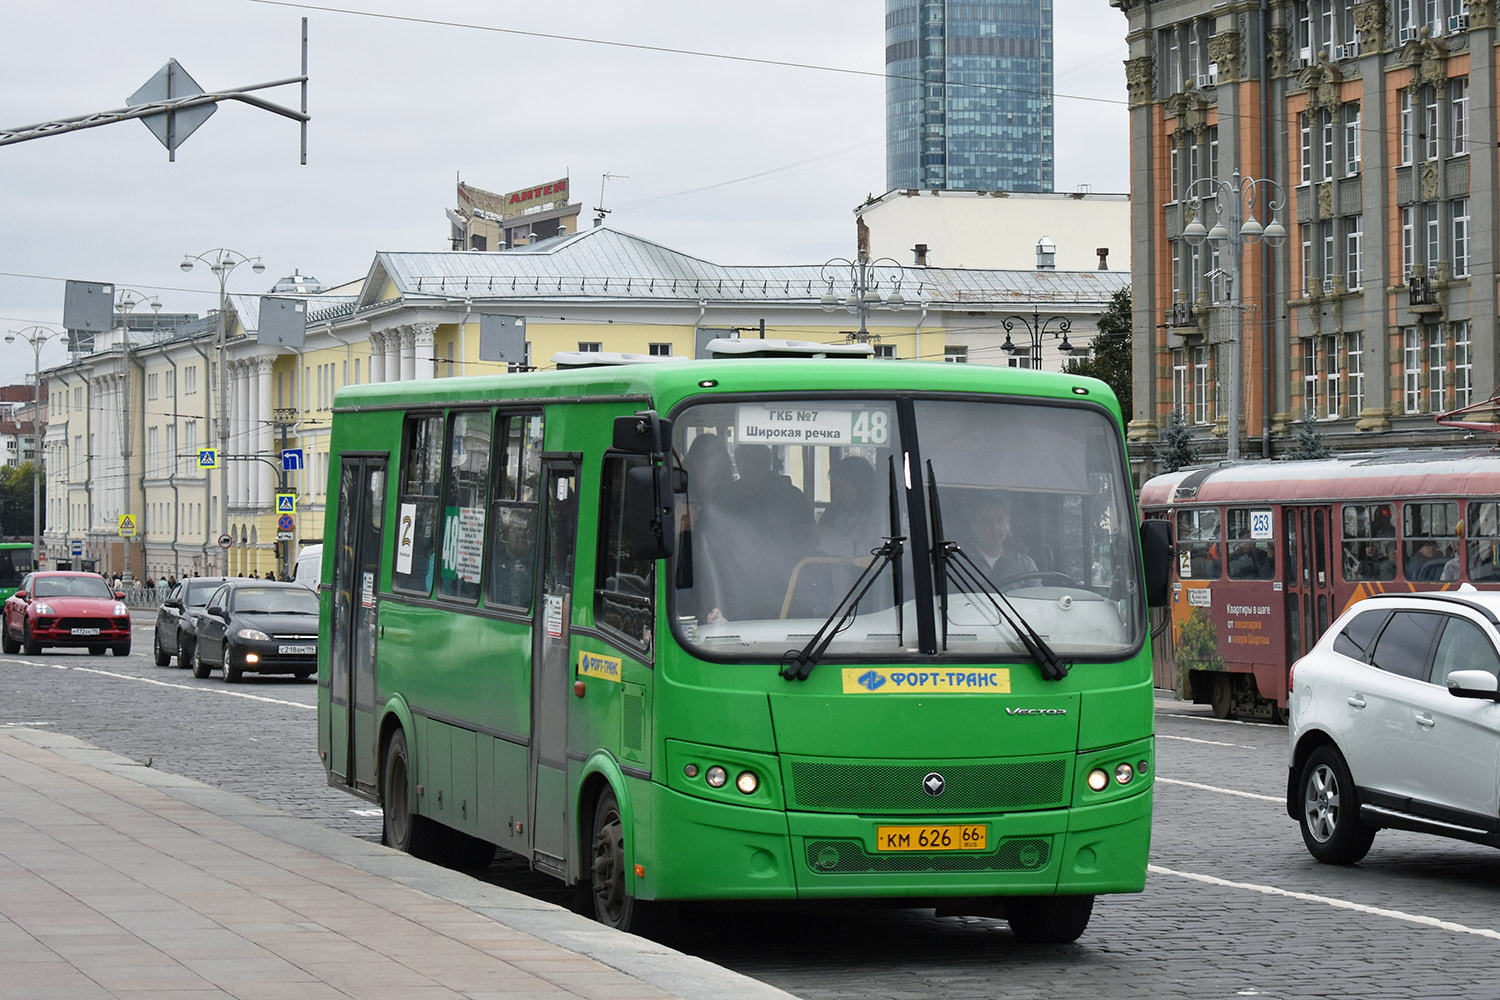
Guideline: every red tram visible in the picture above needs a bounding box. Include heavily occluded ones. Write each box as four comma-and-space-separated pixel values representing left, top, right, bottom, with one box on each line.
1139, 450, 1500, 719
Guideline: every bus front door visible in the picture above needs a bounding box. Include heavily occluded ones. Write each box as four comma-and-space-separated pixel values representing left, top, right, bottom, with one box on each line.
529, 460, 579, 875
1283, 504, 1336, 671
328, 456, 386, 797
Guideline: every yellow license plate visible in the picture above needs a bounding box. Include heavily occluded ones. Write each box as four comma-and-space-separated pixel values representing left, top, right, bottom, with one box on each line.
876, 824, 987, 852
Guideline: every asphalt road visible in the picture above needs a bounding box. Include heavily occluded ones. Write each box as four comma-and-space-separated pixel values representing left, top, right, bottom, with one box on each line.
3, 611, 1497, 999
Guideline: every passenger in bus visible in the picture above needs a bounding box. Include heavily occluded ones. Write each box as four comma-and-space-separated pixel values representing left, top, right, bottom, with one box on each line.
1372, 506, 1396, 537
712, 443, 813, 620
966, 495, 1038, 582
729, 444, 813, 529
1357, 540, 1397, 581
1441, 548, 1462, 581
676, 434, 735, 621
816, 456, 883, 557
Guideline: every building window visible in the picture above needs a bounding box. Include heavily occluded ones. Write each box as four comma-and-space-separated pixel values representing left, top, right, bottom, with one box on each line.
1172, 349, 1189, 417
578, 342, 602, 352
1321, 224, 1336, 290
184, 366, 198, 395
874, 343, 897, 359
1451, 197, 1470, 277
1454, 321, 1472, 408
1425, 203, 1440, 270
1401, 207, 1415, 279
1423, 86, 1439, 161
1346, 332, 1364, 417
1429, 326, 1447, 412
146, 373, 159, 400
647, 343, 673, 357
1399, 88, 1413, 165
1320, 109, 1335, 180
1299, 111, 1312, 183
944, 346, 968, 363
1170, 146, 1181, 199
1303, 338, 1319, 417
1344, 101, 1361, 174
1345, 215, 1362, 289
1193, 347, 1211, 424
1300, 224, 1313, 295
1451, 77, 1469, 155
1403, 326, 1422, 413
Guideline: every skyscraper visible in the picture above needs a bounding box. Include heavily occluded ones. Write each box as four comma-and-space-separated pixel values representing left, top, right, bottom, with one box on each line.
885, 0, 1055, 193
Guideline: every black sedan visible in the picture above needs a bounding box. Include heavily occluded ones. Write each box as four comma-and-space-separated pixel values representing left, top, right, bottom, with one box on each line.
191, 581, 319, 682
153, 576, 231, 667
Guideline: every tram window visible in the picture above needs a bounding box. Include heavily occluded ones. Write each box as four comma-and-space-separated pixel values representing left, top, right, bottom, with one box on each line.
1176, 508, 1221, 579
1402, 501, 1459, 582
1226, 509, 1274, 580
392, 414, 443, 596
1370, 611, 1444, 680
1341, 503, 1396, 582
1468, 501, 1500, 582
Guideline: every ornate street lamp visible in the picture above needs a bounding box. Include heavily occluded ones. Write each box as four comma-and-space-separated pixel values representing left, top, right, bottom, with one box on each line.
820, 253, 906, 343
1001, 308, 1076, 371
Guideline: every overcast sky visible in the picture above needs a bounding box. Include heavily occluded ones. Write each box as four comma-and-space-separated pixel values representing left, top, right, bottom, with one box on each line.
0, 0, 1131, 375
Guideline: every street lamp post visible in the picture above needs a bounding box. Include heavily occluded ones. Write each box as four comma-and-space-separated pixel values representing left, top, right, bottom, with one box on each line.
4, 325, 63, 569
180, 249, 265, 575
1181, 168, 1287, 463
115, 288, 161, 580
821, 252, 906, 343
1000, 308, 1076, 371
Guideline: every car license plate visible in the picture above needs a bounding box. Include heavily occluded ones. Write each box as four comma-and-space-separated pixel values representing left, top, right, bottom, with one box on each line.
876, 824, 987, 852
278, 644, 315, 655
71, 627, 101, 636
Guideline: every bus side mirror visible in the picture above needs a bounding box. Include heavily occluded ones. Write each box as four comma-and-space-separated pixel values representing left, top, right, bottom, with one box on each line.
613, 411, 673, 454
625, 464, 675, 561
1140, 519, 1173, 608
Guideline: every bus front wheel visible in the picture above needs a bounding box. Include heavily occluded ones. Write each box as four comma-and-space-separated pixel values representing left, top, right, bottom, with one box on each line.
586, 788, 649, 932
1005, 894, 1094, 943
381, 729, 443, 862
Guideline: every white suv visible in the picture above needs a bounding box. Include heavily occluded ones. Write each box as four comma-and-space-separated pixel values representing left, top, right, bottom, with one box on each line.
1288, 587, 1500, 863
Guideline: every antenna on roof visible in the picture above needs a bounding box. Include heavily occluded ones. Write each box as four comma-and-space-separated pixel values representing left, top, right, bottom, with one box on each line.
595, 172, 628, 226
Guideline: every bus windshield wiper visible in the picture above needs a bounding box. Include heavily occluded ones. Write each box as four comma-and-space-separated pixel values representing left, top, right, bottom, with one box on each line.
780, 459, 906, 682
925, 462, 1068, 682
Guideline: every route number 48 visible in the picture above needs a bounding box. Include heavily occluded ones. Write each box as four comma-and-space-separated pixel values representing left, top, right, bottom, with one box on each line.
851, 409, 890, 445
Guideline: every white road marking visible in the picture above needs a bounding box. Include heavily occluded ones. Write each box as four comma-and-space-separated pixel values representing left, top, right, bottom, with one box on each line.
1156, 710, 1282, 729
1150, 864, 1500, 940
1158, 733, 1256, 749
1156, 776, 1281, 803
5, 658, 312, 710
350, 808, 383, 817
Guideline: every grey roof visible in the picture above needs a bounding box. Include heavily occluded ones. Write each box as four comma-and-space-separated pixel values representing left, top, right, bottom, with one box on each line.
360, 226, 1129, 311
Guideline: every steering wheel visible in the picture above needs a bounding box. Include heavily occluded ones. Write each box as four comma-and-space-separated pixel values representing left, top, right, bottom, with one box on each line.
988, 570, 1079, 590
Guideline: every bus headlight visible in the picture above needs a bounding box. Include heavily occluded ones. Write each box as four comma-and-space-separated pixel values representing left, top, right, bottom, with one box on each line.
736, 771, 758, 795
1114, 763, 1135, 785
705, 766, 728, 788
1087, 768, 1109, 792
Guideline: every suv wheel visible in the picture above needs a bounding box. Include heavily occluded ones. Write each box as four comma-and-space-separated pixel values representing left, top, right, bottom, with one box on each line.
153, 629, 170, 666
191, 641, 211, 679
1298, 744, 1376, 864
1, 620, 18, 654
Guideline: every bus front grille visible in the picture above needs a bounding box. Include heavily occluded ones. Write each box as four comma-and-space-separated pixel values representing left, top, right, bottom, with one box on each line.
803, 837, 1052, 875
786, 759, 1067, 813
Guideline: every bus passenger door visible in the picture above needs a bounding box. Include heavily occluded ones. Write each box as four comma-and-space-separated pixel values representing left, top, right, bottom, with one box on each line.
328, 456, 386, 797
1282, 505, 1335, 668
529, 460, 579, 874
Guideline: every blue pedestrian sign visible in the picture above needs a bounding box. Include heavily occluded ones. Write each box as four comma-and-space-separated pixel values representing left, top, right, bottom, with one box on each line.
281, 448, 304, 472
276, 493, 296, 514
198, 448, 218, 469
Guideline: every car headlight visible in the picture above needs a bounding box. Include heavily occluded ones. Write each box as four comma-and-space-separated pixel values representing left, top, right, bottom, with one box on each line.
114, 603, 129, 616
236, 628, 270, 641
33, 602, 55, 616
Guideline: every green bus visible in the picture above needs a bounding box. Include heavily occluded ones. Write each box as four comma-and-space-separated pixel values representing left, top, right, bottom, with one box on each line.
316, 347, 1171, 942
0, 542, 35, 601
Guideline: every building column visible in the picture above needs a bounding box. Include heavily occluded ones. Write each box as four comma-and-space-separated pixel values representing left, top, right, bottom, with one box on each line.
234, 361, 251, 510
369, 331, 386, 384
384, 329, 401, 385
414, 324, 437, 379
400, 326, 417, 381
256, 357, 275, 510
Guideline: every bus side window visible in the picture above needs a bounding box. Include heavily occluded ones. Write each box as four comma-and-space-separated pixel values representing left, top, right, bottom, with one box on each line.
596, 455, 654, 647
485, 413, 543, 610
392, 414, 443, 596
436, 410, 491, 604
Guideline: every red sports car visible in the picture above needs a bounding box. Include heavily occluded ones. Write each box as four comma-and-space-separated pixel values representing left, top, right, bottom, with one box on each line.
1, 571, 132, 656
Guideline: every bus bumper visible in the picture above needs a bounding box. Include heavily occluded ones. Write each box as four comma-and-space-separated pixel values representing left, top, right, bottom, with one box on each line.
635, 782, 1151, 901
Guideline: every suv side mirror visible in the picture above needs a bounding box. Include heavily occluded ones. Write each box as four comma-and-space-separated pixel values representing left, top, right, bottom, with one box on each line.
207, 605, 226, 619
1447, 669, 1500, 701
1140, 518, 1173, 608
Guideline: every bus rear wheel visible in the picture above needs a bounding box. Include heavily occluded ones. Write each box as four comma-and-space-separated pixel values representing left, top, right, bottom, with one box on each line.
1005, 894, 1094, 943
586, 788, 649, 932
381, 729, 443, 862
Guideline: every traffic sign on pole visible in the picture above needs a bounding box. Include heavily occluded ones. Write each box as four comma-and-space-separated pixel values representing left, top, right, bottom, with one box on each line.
218, 534, 233, 549
198, 448, 218, 469
277, 513, 295, 533
118, 514, 137, 537
281, 448, 304, 472
276, 493, 296, 514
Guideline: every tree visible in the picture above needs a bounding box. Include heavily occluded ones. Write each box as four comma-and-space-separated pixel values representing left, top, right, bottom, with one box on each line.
1153, 409, 1201, 472
1286, 413, 1333, 461
0, 462, 43, 538
1064, 287, 1132, 416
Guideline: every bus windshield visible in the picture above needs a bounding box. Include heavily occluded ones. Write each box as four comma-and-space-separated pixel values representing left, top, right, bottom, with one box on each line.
670, 396, 1140, 661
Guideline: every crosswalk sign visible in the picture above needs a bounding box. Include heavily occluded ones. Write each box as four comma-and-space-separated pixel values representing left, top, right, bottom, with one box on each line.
277, 493, 296, 514
118, 514, 136, 537
198, 448, 218, 469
